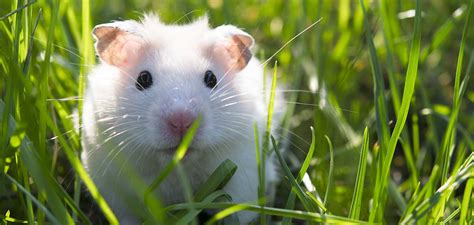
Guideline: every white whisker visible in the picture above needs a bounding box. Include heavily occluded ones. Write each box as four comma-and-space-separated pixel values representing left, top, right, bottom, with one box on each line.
260, 18, 323, 67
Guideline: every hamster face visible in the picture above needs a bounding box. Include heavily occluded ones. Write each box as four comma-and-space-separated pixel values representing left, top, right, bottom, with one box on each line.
88, 15, 259, 158
113, 49, 224, 151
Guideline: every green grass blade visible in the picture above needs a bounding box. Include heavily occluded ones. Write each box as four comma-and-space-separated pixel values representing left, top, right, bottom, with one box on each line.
398, 181, 421, 222
58, 183, 93, 225
34, 0, 58, 220
5, 174, 60, 225
168, 202, 367, 224
175, 164, 195, 213
459, 178, 474, 225
323, 135, 333, 205
18, 154, 35, 225
399, 138, 418, 188
40, 107, 117, 224
253, 122, 266, 224
0, 1, 36, 20
349, 127, 369, 220
1, 100, 75, 225
433, 68, 471, 220
412, 114, 420, 160
38, 0, 59, 156
432, 1, 473, 218
379, 0, 402, 114
146, 115, 202, 206
194, 159, 237, 201
271, 136, 324, 212
452, 0, 472, 110
370, 0, 422, 220
263, 61, 278, 153
205, 204, 248, 225
359, 0, 390, 155
297, 126, 316, 182
78, 0, 94, 123
400, 166, 439, 221
281, 191, 296, 225
175, 190, 231, 225
21, 8, 41, 75
442, 205, 460, 224
17, 5, 40, 225
419, 6, 463, 61
76, 0, 93, 220
282, 126, 316, 224
437, 0, 473, 185
257, 59, 279, 224
402, 154, 473, 224
359, 0, 391, 219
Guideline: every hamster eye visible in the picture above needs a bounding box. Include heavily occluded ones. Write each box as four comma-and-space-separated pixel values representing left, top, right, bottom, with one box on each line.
204, 70, 217, 89
136, 71, 153, 90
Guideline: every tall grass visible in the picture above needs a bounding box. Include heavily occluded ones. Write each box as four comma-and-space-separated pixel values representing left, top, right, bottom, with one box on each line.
1, 0, 473, 224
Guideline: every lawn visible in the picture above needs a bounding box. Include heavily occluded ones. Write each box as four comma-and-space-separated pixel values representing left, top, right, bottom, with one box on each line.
1, 0, 473, 224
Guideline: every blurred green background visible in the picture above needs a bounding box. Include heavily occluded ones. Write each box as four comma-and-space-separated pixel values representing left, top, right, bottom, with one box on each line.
1, 0, 473, 224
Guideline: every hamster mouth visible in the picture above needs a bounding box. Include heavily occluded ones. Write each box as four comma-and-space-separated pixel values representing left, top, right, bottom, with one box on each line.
163, 146, 194, 158
162, 131, 201, 156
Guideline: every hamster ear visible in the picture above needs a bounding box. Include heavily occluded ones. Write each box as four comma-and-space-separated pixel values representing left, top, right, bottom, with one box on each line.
211, 25, 254, 72
92, 22, 147, 68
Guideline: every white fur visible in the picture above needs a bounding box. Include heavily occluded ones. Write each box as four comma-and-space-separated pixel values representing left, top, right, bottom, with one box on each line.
81, 14, 282, 224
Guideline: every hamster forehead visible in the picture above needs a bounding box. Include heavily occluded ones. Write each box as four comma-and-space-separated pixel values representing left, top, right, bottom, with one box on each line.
136, 20, 217, 82
142, 16, 211, 51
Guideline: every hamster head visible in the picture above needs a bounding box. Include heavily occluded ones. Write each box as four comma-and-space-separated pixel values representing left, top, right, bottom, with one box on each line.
90, 14, 261, 157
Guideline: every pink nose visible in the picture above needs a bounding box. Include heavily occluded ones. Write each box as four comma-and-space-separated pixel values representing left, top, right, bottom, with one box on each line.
166, 110, 196, 136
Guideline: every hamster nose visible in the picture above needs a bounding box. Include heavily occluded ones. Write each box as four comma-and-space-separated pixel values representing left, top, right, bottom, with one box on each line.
166, 110, 196, 136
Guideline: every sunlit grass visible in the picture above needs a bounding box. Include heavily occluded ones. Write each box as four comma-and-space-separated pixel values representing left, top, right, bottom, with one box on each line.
1, 0, 473, 224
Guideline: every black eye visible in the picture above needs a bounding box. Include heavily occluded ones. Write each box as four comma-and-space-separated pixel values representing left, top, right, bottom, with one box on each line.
136, 71, 153, 90
204, 70, 217, 89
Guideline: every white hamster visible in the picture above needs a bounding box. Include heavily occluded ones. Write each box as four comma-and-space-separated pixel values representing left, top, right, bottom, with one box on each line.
81, 14, 282, 224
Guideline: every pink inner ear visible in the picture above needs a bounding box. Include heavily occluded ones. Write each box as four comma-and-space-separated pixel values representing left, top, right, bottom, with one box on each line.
97, 29, 147, 68
212, 36, 252, 72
